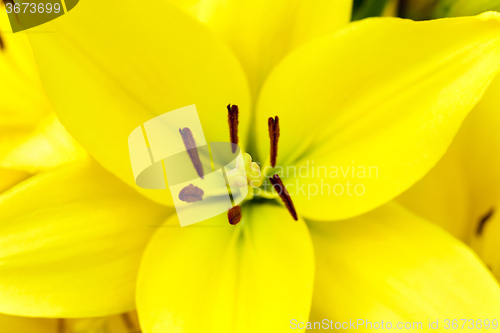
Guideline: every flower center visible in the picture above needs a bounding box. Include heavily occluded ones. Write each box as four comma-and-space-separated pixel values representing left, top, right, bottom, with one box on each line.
225, 104, 298, 225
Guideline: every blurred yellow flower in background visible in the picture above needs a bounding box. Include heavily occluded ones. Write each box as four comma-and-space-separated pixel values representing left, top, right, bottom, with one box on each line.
2, 0, 500, 332
0, 311, 141, 333
397, 71, 500, 279
435, 0, 500, 17
0, 11, 87, 192
398, 0, 500, 19
393, 0, 500, 294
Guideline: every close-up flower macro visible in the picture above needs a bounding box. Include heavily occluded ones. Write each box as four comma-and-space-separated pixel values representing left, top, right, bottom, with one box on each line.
3, 0, 500, 332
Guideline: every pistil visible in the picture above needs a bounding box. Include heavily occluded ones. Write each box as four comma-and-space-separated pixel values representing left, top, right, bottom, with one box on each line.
179, 127, 204, 179
269, 174, 298, 220
268, 116, 280, 167
228, 104, 239, 153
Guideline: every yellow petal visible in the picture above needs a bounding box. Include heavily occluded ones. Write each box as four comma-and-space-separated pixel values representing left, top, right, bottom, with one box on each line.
0, 313, 55, 333
0, 10, 52, 160
27, 0, 251, 206
165, 0, 202, 15
460, 75, 500, 232
256, 13, 500, 221
307, 202, 500, 326
0, 113, 88, 173
137, 204, 314, 332
397, 75, 500, 242
395, 139, 472, 241
0, 159, 171, 317
66, 312, 140, 333
0, 167, 29, 193
0, 127, 31, 160
0, 11, 50, 128
198, 0, 352, 97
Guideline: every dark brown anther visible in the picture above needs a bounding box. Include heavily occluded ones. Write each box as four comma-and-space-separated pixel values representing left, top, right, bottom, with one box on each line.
269, 174, 298, 221
227, 104, 239, 153
178, 184, 204, 203
179, 127, 204, 179
228, 205, 242, 225
0, 33, 4, 51
268, 116, 280, 167
477, 208, 494, 236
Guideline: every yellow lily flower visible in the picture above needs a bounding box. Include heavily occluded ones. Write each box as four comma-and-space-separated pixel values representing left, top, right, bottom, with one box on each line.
3, 0, 500, 331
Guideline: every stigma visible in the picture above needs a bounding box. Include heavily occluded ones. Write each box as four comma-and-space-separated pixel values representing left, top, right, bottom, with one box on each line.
226, 152, 262, 188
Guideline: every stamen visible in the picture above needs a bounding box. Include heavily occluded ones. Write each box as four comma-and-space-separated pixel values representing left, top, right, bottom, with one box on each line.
179, 127, 204, 179
178, 184, 204, 203
268, 116, 280, 167
477, 208, 494, 236
227, 104, 239, 153
0, 34, 4, 51
269, 174, 298, 221
227, 205, 242, 225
